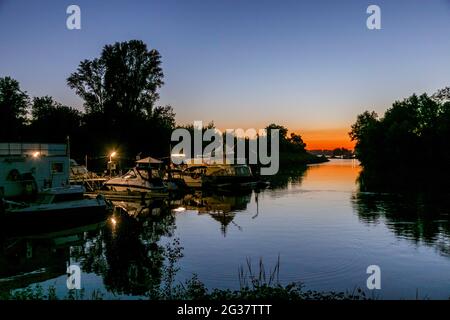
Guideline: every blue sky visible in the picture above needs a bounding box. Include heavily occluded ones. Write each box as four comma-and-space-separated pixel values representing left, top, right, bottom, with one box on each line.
1, 0, 450, 145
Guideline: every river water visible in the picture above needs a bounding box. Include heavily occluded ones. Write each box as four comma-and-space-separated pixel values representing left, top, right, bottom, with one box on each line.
1, 159, 450, 299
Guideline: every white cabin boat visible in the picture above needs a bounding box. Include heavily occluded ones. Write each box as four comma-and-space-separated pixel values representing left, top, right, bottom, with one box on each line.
103, 157, 167, 194
3, 185, 110, 217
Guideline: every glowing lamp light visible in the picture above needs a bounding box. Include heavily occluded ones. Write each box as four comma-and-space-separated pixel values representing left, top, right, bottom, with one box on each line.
110, 217, 117, 226
32, 152, 40, 158
173, 207, 186, 212
109, 151, 117, 163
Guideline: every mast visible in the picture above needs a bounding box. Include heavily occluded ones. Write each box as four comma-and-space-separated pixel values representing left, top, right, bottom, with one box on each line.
66, 136, 71, 158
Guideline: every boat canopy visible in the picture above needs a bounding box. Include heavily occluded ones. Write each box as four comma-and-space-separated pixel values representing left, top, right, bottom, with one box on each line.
136, 157, 163, 164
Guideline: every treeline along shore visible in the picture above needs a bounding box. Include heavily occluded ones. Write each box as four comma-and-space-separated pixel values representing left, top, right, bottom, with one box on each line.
0, 39, 326, 171
350, 88, 450, 193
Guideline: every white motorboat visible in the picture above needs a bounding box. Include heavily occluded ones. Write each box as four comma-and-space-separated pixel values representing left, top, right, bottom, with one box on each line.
103, 157, 167, 194
2, 185, 111, 221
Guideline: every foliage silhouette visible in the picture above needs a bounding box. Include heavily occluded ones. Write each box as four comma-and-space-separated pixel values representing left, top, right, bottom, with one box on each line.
350, 90, 450, 192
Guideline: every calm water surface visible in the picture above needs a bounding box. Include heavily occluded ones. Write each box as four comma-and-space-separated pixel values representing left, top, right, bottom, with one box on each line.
1, 159, 450, 299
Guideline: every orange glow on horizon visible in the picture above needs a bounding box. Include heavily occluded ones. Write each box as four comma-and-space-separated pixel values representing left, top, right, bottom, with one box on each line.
215, 126, 355, 151
293, 128, 355, 151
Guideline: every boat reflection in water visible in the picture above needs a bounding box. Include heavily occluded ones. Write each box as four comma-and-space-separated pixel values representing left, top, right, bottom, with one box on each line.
0, 219, 106, 294
171, 191, 254, 236
111, 199, 169, 219
0, 198, 179, 298
0, 163, 307, 297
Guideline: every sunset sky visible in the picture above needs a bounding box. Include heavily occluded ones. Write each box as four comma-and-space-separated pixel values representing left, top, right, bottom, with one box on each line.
1, 0, 450, 149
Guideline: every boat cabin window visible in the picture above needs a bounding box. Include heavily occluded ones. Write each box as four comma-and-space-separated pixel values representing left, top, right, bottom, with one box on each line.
51, 162, 64, 174
137, 168, 149, 179
123, 170, 137, 179
207, 166, 229, 176
185, 166, 206, 177
6, 169, 20, 181
235, 166, 251, 176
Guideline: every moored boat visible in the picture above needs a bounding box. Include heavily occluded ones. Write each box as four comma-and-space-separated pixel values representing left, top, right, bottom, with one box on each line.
102, 157, 167, 195
179, 163, 266, 191
103, 167, 167, 193
1, 185, 111, 231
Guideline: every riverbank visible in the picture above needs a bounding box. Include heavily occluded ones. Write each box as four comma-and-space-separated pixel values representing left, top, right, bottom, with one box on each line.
279, 151, 328, 167
1, 279, 368, 301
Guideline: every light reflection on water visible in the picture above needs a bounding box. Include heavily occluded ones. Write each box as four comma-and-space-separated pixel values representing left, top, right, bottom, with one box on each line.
1, 159, 450, 299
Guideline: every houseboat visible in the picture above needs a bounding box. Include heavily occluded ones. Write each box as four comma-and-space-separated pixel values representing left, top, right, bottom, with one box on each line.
0, 143, 70, 199
0, 143, 112, 231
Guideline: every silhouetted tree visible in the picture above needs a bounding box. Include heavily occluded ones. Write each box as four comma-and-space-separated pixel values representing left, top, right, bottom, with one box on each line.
332, 147, 353, 158
67, 40, 163, 117
289, 133, 306, 152
265, 123, 326, 166
0, 77, 29, 141
67, 40, 174, 165
350, 91, 450, 191
265, 124, 307, 153
432, 87, 450, 102
66, 59, 106, 114
28, 96, 83, 150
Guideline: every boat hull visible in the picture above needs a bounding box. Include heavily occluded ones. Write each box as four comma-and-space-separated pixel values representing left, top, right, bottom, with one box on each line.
104, 183, 166, 193
202, 175, 258, 190
1, 203, 109, 235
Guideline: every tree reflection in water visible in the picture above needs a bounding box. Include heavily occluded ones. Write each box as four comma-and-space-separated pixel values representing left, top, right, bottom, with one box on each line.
263, 166, 308, 190
70, 200, 181, 297
353, 171, 450, 257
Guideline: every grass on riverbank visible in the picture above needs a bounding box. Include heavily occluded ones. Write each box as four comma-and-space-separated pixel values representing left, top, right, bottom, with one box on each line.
0, 258, 368, 301
0, 281, 368, 301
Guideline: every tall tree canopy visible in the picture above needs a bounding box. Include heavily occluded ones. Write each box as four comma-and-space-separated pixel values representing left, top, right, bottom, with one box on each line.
67, 40, 164, 118
0, 76, 29, 140
350, 91, 450, 191
266, 123, 306, 153
29, 96, 82, 143
67, 40, 173, 162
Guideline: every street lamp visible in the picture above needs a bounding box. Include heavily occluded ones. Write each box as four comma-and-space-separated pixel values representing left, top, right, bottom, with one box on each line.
109, 151, 117, 163
109, 151, 117, 177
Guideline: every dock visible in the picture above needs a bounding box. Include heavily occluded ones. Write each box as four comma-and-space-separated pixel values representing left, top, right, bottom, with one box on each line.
85, 190, 169, 202
69, 177, 108, 192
